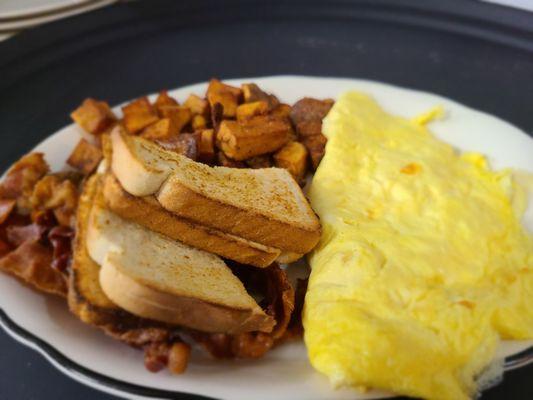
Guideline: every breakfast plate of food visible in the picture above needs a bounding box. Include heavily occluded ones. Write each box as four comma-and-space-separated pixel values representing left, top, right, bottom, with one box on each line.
0, 75, 531, 400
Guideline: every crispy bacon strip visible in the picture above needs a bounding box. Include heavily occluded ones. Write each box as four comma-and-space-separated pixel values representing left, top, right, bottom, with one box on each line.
0, 199, 16, 225
0, 240, 66, 296
191, 263, 294, 359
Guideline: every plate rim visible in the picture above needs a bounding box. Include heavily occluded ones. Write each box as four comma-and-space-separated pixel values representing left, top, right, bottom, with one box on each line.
0, 0, 93, 20
0, 74, 532, 400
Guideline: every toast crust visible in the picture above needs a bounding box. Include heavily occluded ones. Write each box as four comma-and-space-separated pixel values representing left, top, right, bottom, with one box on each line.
100, 256, 274, 334
157, 176, 321, 253
102, 173, 280, 268
68, 174, 151, 328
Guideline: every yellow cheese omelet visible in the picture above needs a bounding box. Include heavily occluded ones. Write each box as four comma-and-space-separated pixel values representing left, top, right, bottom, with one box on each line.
304, 91, 533, 400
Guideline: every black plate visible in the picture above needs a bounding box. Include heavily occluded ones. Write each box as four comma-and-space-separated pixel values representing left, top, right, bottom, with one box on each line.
0, 1, 532, 399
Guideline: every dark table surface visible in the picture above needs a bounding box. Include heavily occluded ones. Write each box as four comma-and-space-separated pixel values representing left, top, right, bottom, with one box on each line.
1, 1, 533, 399
0, 329, 532, 399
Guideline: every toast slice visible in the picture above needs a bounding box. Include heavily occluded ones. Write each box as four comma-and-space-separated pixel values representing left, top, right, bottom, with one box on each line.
86, 187, 274, 334
102, 173, 282, 267
102, 173, 303, 266
110, 127, 320, 254
68, 174, 165, 331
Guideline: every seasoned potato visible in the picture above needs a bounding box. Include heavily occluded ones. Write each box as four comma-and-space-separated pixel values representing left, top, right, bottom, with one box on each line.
191, 115, 208, 130
0, 153, 49, 213
66, 139, 103, 175
184, 94, 209, 116
31, 175, 78, 227
271, 103, 292, 119
245, 155, 272, 169
241, 83, 279, 110
71, 98, 116, 135
236, 101, 269, 121
158, 106, 192, 133
122, 97, 159, 134
154, 91, 178, 114
290, 98, 334, 127
274, 141, 308, 181
301, 134, 327, 170
216, 116, 291, 161
217, 152, 245, 168
156, 134, 197, 160
141, 118, 179, 141
207, 79, 242, 118
195, 129, 215, 164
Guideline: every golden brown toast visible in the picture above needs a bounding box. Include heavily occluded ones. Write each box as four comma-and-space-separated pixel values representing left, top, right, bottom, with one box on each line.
68, 174, 178, 348
110, 127, 321, 254
102, 173, 282, 268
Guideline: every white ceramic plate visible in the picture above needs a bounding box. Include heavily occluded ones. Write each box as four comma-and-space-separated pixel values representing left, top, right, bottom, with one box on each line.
0, 76, 531, 400
0, 0, 116, 30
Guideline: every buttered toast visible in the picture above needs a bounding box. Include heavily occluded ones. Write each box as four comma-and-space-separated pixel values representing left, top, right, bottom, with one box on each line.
110, 127, 321, 254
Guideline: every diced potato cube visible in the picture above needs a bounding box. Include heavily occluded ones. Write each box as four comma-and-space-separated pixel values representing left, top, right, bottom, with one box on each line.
301, 133, 327, 170
184, 94, 209, 116
271, 103, 292, 119
207, 79, 242, 118
141, 118, 179, 141
241, 83, 279, 110
274, 141, 308, 181
0, 153, 50, 213
191, 115, 208, 130
31, 175, 78, 227
195, 129, 215, 163
159, 106, 192, 133
245, 155, 272, 169
66, 138, 103, 175
216, 116, 291, 161
290, 98, 334, 126
156, 134, 197, 160
122, 97, 159, 134
295, 120, 322, 137
154, 91, 178, 114
236, 101, 269, 121
71, 98, 116, 135
217, 151, 245, 168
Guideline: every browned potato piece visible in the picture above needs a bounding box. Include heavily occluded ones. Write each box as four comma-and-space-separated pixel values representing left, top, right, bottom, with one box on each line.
195, 129, 215, 164
290, 98, 334, 127
245, 155, 272, 169
141, 118, 179, 141
154, 91, 178, 114
66, 138, 103, 175
301, 134, 327, 170
122, 97, 159, 134
241, 83, 279, 110
217, 152, 245, 168
191, 115, 208, 130
156, 134, 197, 160
71, 98, 116, 135
271, 103, 292, 119
31, 175, 78, 227
207, 79, 242, 118
216, 116, 291, 161
236, 101, 269, 122
159, 106, 192, 133
274, 141, 308, 181
184, 94, 209, 116
0, 153, 50, 212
